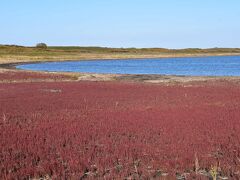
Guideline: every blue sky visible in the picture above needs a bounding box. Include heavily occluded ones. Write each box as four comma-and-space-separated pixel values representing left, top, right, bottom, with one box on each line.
1, 0, 240, 48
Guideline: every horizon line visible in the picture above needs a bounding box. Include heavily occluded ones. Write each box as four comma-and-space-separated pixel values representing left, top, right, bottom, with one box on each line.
1, 44, 240, 50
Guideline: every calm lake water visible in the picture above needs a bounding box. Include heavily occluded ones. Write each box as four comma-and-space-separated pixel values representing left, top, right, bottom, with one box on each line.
17, 56, 240, 76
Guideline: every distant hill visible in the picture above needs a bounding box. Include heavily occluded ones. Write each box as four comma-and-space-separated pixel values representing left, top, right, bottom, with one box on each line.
1, 45, 240, 64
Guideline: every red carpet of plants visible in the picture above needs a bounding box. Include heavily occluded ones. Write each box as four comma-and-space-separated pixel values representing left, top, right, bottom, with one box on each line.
0, 70, 71, 82
0, 81, 240, 179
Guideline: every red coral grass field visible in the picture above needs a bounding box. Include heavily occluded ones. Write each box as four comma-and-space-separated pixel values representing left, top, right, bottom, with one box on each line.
0, 81, 240, 179
0, 70, 73, 82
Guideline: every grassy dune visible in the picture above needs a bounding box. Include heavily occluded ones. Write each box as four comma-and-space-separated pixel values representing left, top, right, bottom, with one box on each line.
1, 45, 240, 64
